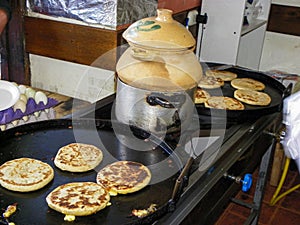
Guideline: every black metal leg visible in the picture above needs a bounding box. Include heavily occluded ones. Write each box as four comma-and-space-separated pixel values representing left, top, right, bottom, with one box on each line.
243, 137, 276, 225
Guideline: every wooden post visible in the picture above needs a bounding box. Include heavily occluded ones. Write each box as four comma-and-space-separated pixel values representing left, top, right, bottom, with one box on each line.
3, 0, 30, 85
270, 141, 285, 186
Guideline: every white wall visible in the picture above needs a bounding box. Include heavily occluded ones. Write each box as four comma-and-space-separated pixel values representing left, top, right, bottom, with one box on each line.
30, 54, 115, 103
259, 0, 300, 74
260, 32, 300, 74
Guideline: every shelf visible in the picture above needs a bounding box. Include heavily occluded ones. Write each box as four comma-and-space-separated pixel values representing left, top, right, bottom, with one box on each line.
198, 0, 271, 70
241, 19, 267, 35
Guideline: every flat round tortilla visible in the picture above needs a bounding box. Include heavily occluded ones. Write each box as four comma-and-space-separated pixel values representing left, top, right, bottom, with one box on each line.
205, 70, 237, 81
96, 161, 151, 196
198, 76, 224, 89
195, 88, 211, 104
46, 182, 110, 216
234, 89, 271, 106
231, 78, 265, 91
54, 143, 103, 172
204, 96, 245, 110
0, 158, 54, 192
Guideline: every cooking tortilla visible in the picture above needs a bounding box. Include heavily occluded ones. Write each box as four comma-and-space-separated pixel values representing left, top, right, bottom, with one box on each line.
234, 89, 271, 106
198, 76, 224, 89
0, 158, 54, 192
205, 70, 237, 81
195, 88, 211, 104
46, 182, 110, 217
231, 78, 265, 91
96, 161, 151, 196
204, 96, 245, 110
54, 143, 103, 172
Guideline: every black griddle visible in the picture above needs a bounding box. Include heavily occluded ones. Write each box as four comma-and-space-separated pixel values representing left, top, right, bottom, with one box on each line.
0, 119, 189, 225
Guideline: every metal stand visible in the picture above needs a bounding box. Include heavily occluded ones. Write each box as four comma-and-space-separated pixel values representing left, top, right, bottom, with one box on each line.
231, 137, 276, 225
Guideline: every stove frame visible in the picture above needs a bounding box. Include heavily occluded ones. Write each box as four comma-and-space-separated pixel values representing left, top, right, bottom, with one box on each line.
77, 95, 283, 225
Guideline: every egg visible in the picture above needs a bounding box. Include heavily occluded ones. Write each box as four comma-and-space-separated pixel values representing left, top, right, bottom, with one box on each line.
11, 120, 19, 126
0, 125, 6, 131
13, 100, 26, 113
25, 87, 36, 99
18, 85, 27, 94
34, 91, 48, 105
19, 94, 28, 104
11, 82, 18, 87
34, 111, 41, 117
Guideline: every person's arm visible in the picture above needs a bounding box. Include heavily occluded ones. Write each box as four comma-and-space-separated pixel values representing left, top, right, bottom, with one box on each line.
0, 0, 11, 34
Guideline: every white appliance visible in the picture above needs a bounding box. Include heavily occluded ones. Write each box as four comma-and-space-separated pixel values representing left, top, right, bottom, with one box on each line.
196, 0, 271, 70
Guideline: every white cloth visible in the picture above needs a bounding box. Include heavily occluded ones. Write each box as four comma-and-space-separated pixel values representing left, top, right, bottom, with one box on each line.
282, 91, 300, 172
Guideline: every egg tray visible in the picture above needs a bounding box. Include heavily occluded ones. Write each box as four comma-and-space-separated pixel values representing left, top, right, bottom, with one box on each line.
1, 108, 57, 131
0, 97, 59, 125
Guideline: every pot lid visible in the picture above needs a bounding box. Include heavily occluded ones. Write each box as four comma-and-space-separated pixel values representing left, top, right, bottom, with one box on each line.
123, 9, 196, 51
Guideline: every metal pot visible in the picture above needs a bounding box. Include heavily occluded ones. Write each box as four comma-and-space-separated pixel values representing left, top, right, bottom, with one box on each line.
114, 78, 196, 135
114, 9, 202, 136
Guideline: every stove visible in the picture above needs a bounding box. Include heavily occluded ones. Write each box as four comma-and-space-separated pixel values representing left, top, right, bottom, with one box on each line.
0, 68, 290, 225
77, 93, 284, 225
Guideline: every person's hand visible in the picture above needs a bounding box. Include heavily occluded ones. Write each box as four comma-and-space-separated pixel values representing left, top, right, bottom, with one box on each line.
0, 8, 9, 34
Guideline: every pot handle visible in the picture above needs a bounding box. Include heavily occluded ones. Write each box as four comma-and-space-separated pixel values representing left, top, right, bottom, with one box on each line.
146, 93, 186, 108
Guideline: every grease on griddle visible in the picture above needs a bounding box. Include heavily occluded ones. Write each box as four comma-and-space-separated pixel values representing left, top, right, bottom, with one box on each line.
131, 203, 157, 218
1, 203, 17, 225
2, 203, 17, 219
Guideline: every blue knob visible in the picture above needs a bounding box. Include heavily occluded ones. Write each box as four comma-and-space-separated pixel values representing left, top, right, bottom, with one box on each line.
241, 173, 253, 192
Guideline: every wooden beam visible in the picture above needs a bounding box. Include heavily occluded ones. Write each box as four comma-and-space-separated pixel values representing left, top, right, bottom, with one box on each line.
24, 16, 125, 70
267, 4, 300, 36
158, 0, 201, 14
